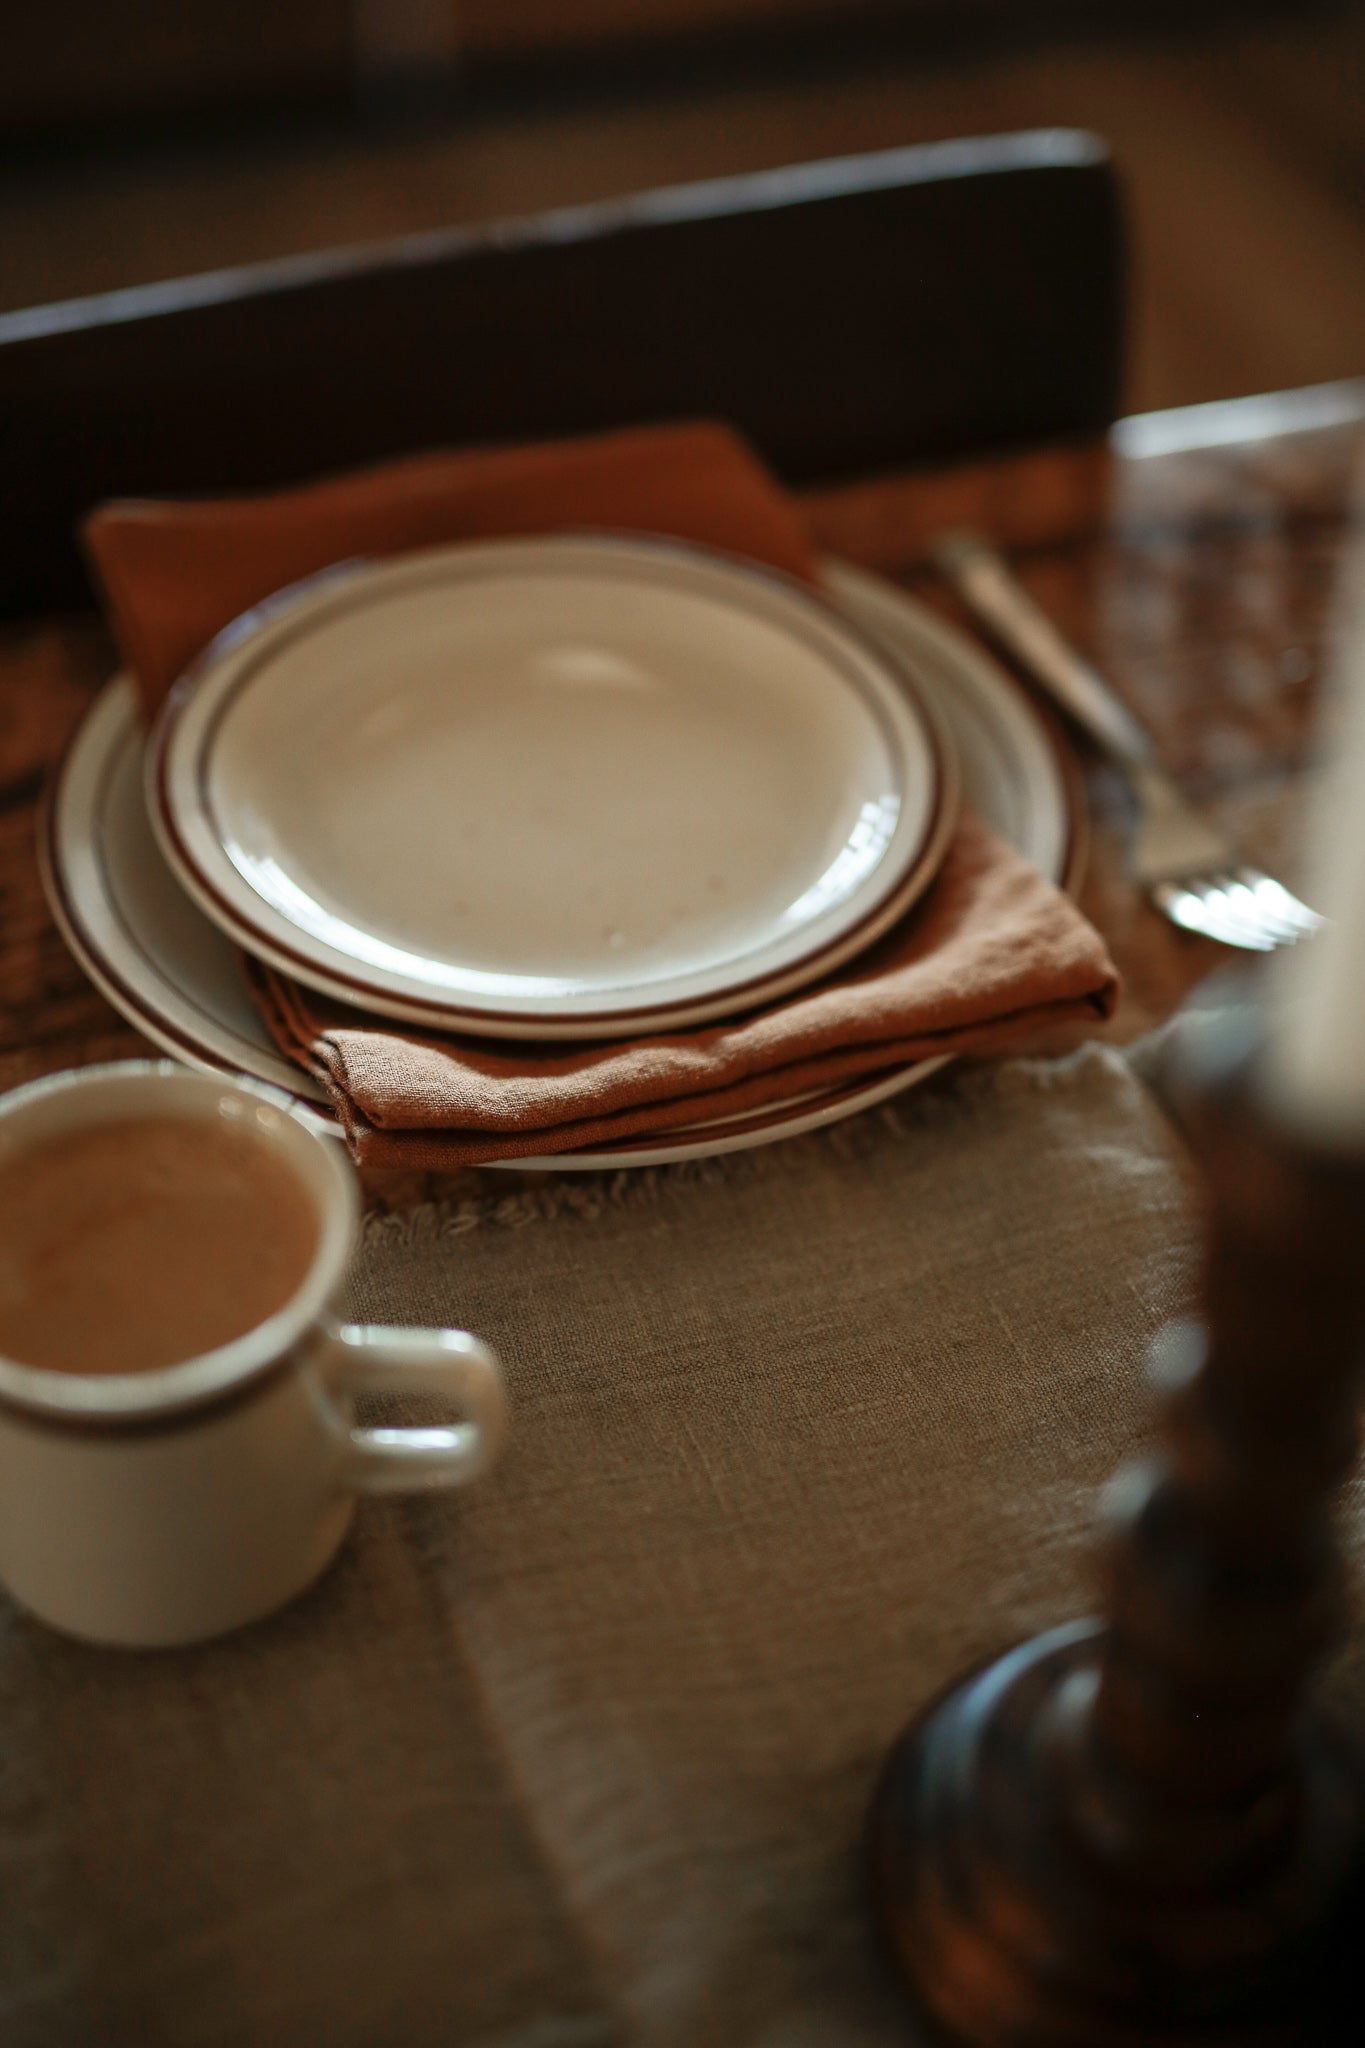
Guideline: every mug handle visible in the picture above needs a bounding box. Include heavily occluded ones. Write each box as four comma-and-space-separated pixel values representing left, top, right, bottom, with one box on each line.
324, 1323, 507, 1495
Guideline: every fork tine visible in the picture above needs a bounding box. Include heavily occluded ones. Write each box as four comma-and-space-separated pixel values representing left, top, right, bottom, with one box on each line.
1153, 879, 1279, 951
1220, 873, 1311, 948
1153, 871, 1322, 951
1152, 881, 1226, 942
1235, 868, 1322, 938
1198, 877, 1285, 951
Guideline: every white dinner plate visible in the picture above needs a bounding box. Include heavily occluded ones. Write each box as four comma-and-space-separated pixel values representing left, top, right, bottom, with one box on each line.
42, 563, 1081, 1171
147, 537, 957, 1039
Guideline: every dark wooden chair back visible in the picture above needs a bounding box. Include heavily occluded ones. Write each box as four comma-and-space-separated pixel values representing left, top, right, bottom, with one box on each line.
0, 128, 1124, 616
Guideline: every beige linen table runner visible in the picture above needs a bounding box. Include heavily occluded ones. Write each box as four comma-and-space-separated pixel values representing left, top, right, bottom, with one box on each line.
9, 1047, 1361, 2047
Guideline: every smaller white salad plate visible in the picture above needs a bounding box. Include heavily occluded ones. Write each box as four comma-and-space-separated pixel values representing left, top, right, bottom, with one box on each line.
146, 537, 957, 1039
43, 563, 1080, 1171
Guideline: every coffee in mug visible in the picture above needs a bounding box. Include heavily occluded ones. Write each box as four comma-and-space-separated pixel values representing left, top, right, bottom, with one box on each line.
0, 1114, 319, 1375
0, 1063, 507, 1647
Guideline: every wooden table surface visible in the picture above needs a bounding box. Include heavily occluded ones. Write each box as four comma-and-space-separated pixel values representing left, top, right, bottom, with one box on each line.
2, 380, 1361, 1200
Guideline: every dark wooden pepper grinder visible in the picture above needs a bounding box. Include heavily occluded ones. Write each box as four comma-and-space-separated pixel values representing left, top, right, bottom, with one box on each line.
869, 1000, 1365, 2045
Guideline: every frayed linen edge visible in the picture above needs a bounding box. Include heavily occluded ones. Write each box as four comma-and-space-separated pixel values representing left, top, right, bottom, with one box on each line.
360, 1041, 1159, 1247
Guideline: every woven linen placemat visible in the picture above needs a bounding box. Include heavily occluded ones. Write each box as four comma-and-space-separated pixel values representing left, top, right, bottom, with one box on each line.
5, 1042, 1327, 2048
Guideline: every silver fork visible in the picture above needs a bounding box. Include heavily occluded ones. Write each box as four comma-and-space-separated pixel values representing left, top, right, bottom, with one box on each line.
933, 531, 1322, 952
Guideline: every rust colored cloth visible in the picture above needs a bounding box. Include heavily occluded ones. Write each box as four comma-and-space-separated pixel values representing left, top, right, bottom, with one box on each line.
83, 420, 818, 721
250, 813, 1118, 1167
85, 420, 1117, 1165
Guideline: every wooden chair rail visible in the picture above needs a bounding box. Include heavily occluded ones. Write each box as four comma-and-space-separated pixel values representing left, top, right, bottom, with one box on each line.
0, 129, 1124, 617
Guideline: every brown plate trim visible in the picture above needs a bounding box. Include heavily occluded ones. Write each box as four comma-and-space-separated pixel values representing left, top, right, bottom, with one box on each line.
148, 535, 956, 1034
40, 688, 335, 1123
0, 1323, 328, 1440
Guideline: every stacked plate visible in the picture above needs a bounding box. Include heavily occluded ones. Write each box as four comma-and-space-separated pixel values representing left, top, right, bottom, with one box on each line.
43, 536, 1080, 1170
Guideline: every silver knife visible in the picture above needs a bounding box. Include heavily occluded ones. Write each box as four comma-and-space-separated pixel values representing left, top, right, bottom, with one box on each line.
932, 529, 1155, 770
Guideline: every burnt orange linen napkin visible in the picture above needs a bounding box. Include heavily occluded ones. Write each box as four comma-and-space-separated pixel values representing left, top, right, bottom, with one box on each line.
83, 420, 818, 722
248, 812, 1118, 1168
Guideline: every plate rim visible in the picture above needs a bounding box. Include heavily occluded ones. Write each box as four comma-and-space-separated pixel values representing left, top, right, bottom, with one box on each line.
146, 533, 960, 1039
823, 559, 1088, 899
40, 685, 338, 1135
43, 560, 1085, 1171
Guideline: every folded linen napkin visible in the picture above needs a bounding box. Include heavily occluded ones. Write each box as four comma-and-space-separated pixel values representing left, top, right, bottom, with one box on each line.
84, 421, 816, 722
83, 420, 1118, 1165
249, 815, 1118, 1166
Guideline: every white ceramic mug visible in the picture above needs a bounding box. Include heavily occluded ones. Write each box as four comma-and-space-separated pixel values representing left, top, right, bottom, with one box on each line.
0, 1062, 507, 1647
